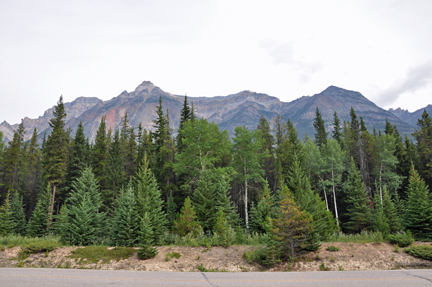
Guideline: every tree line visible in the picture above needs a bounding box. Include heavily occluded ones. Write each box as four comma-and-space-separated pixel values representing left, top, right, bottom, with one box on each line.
0, 95, 431, 259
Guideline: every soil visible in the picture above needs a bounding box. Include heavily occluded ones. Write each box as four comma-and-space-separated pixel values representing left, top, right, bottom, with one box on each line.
1, 242, 432, 272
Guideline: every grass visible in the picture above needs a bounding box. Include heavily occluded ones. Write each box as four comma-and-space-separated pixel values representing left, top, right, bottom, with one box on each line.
326, 245, 340, 252
165, 252, 181, 261
319, 262, 330, 271
327, 231, 384, 243
404, 246, 432, 261
67, 246, 135, 264
196, 263, 227, 272
0, 234, 61, 249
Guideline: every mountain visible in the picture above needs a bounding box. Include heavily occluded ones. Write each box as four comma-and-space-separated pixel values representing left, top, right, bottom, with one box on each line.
0, 81, 422, 143
0, 97, 102, 143
388, 105, 432, 128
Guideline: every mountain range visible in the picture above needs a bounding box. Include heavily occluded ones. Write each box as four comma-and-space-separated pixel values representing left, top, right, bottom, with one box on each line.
0, 81, 429, 143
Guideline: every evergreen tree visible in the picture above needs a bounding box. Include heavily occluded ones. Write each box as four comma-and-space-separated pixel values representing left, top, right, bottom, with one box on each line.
344, 159, 372, 233
137, 212, 158, 259
42, 96, 69, 214
176, 95, 191, 153
91, 116, 108, 189
65, 122, 88, 196
0, 191, 13, 235
382, 186, 401, 234
105, 129, 125, 210
271, 187, 312, 260
213, 206, 234, 247
134, 157, 167, 243
332, 111, 343, 149
166, 193, 178, 231
64, 167, 106, 245
2, 120, 25, 193
124, 127, 137, 179
193, 170, 217, 232
10, 192, 26, 235
250, 183, 274, 234
111, 183, 140, 247
25, 128, 42, 217
54, 204, 69, 240
173, 197, 201, 236
257, 115, 276, 190
413, 110, 432, 187
313, 107, 327, 148
214, 173, 239, 227
27, 184, 53, 237
404, 166, 432, 240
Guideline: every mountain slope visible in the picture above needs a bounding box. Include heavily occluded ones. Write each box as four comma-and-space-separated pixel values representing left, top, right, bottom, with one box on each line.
388, 105, 432, 128
1, 81, 422, 143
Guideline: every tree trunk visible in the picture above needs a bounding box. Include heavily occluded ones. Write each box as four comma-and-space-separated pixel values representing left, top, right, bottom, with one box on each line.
51, 184, 56, 214
245, 176, 249, 231
379, 162, 383, 205
331, 169, 340, 231
319, 177, 329, 211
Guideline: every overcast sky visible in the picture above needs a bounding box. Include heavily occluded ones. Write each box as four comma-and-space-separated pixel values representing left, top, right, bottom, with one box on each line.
1, 0, 432, 124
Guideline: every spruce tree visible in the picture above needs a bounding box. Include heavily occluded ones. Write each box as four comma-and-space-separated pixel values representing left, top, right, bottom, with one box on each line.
134, 157, 167, 243
404, 166, 432, 240
174, 197, 201, 236
193, 170, 217, 232
0, 191, 13, 235
344, 159, 372, 233
413, 110, 432, 187
25, 128, 42, 217
137, 212, 158, 259
250, 183, 274, 234
124, 127, 137, 179
214, 173, 239, 227
105, 129, 125, 210
313, 107, 327, 148
54, 204, 69, 240
257, 115, 276, 190
65, 122, 88, 196
332, 111, 343, 149
213, 207, 234, 247
111, 183, 140, 247
91, 116, 108, 188
2, 120, 25, 193
64, 167, 106, 245
10, 192, 26, 235
28, 184, 53, 237
42, 96, 69, 213
176, 95, 191, 153
382, 186, 401, 234
166, 193, 178, 231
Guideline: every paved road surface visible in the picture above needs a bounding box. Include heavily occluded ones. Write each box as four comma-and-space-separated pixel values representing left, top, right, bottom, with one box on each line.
1, 268, 432, 286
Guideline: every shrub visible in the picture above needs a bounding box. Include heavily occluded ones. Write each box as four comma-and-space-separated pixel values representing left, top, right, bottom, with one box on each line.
404, 246, 432, 261
326, 245, 339, 252
68, 246, 135, 264
165, 252, 181, 261
387, 231, 414, 247
319, 262, 330, 271
137, 245, 158, 260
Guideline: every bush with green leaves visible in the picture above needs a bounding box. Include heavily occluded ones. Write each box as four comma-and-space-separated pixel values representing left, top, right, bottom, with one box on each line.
387, 231, 414, 247
326, 245, 340, 252
404, 245, 432, 261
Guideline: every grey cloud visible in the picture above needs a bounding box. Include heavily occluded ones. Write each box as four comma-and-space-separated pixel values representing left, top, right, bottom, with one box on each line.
378, 61, 432, 106
260, 40, 322, 82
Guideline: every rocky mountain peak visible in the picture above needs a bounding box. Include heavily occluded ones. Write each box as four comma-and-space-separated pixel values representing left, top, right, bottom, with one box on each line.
134, 81, 156, 94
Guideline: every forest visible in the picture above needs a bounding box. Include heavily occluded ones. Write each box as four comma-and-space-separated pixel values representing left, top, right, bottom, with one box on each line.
0, 95, 431, 262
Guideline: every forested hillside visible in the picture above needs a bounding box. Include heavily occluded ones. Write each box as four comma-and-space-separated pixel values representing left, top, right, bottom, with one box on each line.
0, 95, 431, 262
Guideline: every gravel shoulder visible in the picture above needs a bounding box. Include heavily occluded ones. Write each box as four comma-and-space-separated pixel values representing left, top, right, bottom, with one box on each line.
1, 242, 432, 272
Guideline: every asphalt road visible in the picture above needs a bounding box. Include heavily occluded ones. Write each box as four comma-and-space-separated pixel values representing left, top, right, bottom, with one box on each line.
1, 268, 432, 287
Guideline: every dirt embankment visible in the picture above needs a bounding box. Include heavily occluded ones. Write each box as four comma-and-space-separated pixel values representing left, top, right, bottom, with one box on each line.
1, 242, 432, 272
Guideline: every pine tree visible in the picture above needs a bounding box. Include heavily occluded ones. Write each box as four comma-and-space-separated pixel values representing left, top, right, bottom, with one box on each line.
124, 127, 137, 179
166, 193, 178, 231
344, 159, 372, 233
25, 128, 42, 217
404, 166, 432, 240
111, 183, 140, 247
213, 207, 234, 247
2, 120, 25, 193
64, 167, 106, 245
54, 204, 69, 240
173, 197, 201, 236
134, 157, 167, 243
413, 110, 432, 187
105, 129, 125, 210
313, 107, 327, 148
10, 192, 26, 235
0, 191, 13, 235
214, 173, 239, 227
257, 115, 276, 190
382, 186, 401, 234
27, 184, 53, 237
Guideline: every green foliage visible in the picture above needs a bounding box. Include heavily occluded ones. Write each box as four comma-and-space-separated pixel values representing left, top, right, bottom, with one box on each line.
63, 168, 106, 245
0, 191, 13, 236
404, 245, 432, 261
137, 212, 158, 259
173, 197, 201, 237
213, 207, 235, 247
193, 170, 218, 232
111, 183, 140, 247
137, 244, 158, 260
134, 158, 167, 243
319, 262, 330, 271
250, 183, 273, 234
165, 251, 181, 261
0, 234, 60, 248
313, 107, 327, 148
326, 231, 385, 243
271, 187, 312, 261
105, 130, 125, 208
10, 192, 26, 235
326, 245, 340, 252
21, 240, 59, 255
387, 231, 414, 247
344, 159, 372, 233
68, 246, 135, 264
27, 185, 52, 237
404, 166, 432, 240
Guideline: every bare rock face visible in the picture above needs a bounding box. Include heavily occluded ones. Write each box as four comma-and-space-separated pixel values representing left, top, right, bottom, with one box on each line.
389, 105, 432, 127
1, 81, 424, 144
